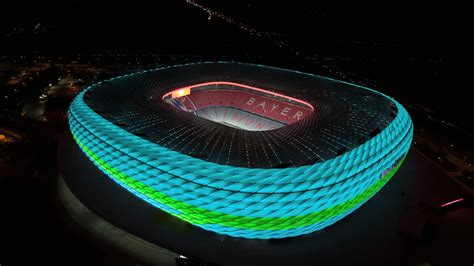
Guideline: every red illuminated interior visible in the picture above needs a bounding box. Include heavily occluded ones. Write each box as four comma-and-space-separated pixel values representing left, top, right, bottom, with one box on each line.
163, 81, 314, 131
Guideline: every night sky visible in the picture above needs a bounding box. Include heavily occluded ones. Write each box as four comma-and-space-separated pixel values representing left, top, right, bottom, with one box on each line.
0, 1, 462, 55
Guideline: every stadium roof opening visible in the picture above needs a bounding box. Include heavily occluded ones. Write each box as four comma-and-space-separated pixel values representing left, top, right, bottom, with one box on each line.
163, 81, 315, 131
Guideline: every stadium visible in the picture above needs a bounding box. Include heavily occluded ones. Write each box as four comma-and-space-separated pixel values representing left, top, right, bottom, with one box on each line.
67, 62, 413, 239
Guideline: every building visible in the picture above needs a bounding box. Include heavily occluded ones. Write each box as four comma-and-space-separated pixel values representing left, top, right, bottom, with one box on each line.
68, 62, 413, 239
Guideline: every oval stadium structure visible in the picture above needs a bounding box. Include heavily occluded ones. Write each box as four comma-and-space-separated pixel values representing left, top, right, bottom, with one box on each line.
68, 62, 413, 239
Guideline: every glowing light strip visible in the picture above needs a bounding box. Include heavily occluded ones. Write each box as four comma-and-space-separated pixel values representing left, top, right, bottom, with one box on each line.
440, 198, 464, 208
162, 81, 315, 111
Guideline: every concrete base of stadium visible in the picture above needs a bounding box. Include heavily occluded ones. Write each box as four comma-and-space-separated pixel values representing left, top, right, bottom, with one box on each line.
58, 132, 473, 266
57, 175, 179, 265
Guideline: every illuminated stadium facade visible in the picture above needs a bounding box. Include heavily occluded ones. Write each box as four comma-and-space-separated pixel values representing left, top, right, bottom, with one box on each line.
68, 62, 413, 239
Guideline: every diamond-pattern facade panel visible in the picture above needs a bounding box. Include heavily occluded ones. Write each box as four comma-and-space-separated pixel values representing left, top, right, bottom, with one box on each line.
68, 62, 413, 239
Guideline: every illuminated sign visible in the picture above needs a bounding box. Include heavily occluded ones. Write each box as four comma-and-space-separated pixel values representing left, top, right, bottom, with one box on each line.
171, 88, 191, 99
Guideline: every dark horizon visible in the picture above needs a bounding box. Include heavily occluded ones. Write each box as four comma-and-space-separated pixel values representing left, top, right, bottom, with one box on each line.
0, 1, 462, 54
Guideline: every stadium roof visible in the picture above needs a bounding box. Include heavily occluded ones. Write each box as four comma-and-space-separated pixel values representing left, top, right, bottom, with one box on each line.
84, 62, 397, 168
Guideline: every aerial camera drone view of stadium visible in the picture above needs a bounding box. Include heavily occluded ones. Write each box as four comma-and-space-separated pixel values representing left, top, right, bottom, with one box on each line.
69, 62, 412, 239
1, 1, 472, 266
